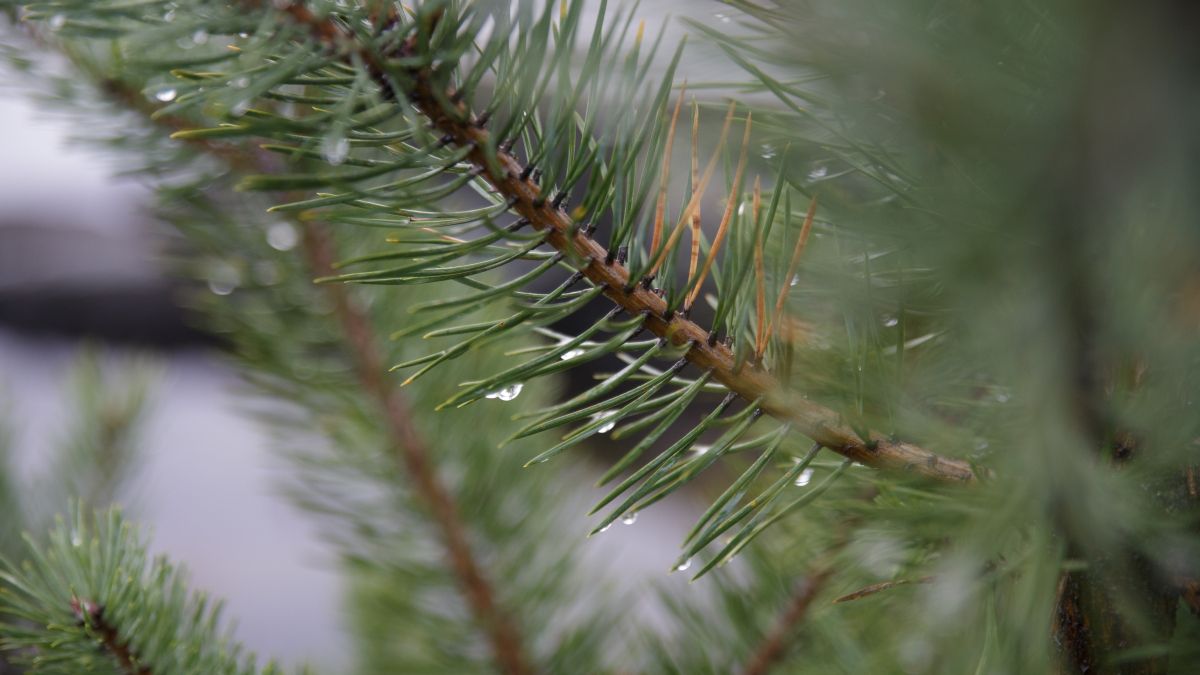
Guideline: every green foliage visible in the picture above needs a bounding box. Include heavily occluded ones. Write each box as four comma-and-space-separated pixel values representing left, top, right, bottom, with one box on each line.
0, 506, 275, 675
1, 0, 1199, 674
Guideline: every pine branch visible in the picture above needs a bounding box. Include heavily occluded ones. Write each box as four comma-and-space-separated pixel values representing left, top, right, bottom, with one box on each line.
69, 598, 149, 675
738, 570, 829, 675
278, 5, 977, 484
302, 222, 531, 675
86, 53, 533, 675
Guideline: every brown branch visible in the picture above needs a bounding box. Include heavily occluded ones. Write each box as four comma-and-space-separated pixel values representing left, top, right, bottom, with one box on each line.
301, 223, 531, 675
270, 4, 977, 483
738, 571, 830, 675
86, 47, 534, 675
70, 598, 150, 675
392, 39, 974, 484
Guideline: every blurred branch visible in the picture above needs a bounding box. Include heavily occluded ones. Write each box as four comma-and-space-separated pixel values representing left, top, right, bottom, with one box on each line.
301, 222, 531, 675
68, 44, 534, 675
739, 570, 830, 675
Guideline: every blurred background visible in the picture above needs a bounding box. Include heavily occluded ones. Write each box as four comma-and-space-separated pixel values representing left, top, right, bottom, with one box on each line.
0, 5, 727, 666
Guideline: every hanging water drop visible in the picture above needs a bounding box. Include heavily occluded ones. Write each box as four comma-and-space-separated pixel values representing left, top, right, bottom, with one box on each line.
596, 411, 616, 434
761, 144, 776, 159
322, 136, 350, 165
622, 511, 637, 525
795, 468, 814, 487
808, 166, 828, 180
675, 558, 692, 571
790, 274, 799, 286
192, 29, 209, 45
599, 522, 611, 533
163, 8, 175, 21
50, 14, 66, 30
155, 88, 177, 102
238, 32, 250, 38
561, 348, 585, 360
71, 532, 81, 547
486, 383, 523, 401
267, 222, 298, 251
231, 99, 249, 117
884, 316, 898, 327
995, 390, 1010, 403
232, 76, 249, 89
208, 279, 235, 296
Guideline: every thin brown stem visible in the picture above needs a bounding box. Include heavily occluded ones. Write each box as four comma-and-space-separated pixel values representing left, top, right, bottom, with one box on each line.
739, 571, 830, 675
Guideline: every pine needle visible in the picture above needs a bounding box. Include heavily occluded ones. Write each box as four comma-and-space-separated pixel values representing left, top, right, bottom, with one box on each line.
752, 177, 767, 359
647, 102, 737, 278
684, 110, 753, 311
767, 193, 818, 349
687, 98, 702, 286
651, 81, 687, 258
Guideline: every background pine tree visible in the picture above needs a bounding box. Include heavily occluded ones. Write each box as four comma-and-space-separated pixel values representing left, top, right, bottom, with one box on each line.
1, 1, 1198, 674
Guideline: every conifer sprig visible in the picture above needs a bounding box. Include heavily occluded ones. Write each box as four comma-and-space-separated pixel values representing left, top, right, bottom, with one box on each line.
8, 0, 977, 569
0, 507, 276, 675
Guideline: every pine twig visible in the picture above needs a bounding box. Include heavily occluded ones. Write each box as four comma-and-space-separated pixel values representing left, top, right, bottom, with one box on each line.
302, 223, 532, 675
376, 24, 980, 484
738, 571, 830, 675
70, 598, 149, 675
270, 3, 979, 483
87, 49, 534, 675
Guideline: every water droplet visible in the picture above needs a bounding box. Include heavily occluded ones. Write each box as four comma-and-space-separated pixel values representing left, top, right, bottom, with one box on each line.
486, 383, 523, 401
599, 522, 611, 533
622, 511, 638, 525
808, 166, 828, 180
675, 558, 692, 571
883, 316, 898, 327
691, 444, 711, 455
761, 144, 776, 159
973, 438, 989, 451
163, 8, 175, 21
595, 411, 617, 434
795, 468, 814, 486
790, 274, 799, 286
717, 13, 731, 23
71, 533, 81, 547
995, 390, 1010, 403
238, 32, 250, 39
192, 29, 209, 45
208, 279, 235, 295
231, 99, 249, 117
177, 37, 194, 49
322, 136, 350, 165
50, 14, 66, 30
267, 223, 297, 251
155, 88, 177, 102
231, 76, 249, 89
561, 348, 585, 360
